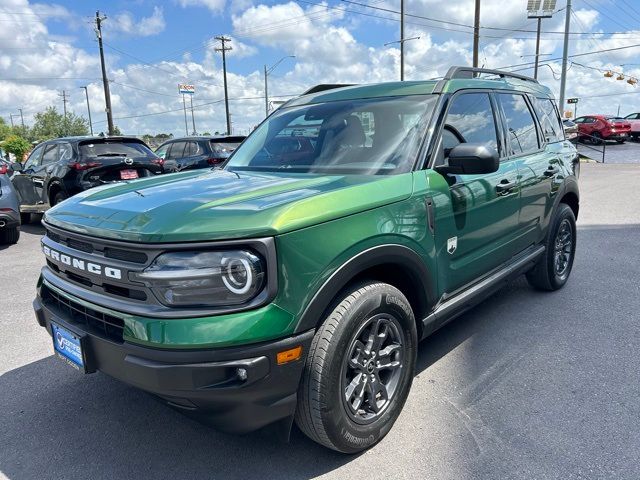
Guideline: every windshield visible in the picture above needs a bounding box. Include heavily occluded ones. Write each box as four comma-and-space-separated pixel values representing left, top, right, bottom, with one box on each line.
79, 141, 154, 158
225, 95, 437, 175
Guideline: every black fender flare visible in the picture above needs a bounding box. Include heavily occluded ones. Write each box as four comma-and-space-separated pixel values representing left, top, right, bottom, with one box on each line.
294, 244, 436, 334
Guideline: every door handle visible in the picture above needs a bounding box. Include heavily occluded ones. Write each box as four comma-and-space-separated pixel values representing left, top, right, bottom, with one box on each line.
496, 179, 517, 194
544, 166, 559, 177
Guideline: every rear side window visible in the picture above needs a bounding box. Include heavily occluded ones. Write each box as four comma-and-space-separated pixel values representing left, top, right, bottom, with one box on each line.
441, 93, 499, 160
167, 142, 186, 159
58, 143, 73, 161
41, 144, 59, 164
185, 142, 202, 156
79, 141, 153, 158
531, 97, 564, 143
498, 94, 540, 156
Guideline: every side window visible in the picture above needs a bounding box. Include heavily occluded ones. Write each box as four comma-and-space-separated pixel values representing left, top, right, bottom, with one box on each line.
167, 142, 186, 159
573, 117, 584, 124
155, 144, 170, 159
24, 145, 44, 169
41, 144, 59, 164
58, 143, 73, 162
440, 93, 499, 162
185, 142, 201, 156
532, 97, 564, 143
498, 94, 540, 156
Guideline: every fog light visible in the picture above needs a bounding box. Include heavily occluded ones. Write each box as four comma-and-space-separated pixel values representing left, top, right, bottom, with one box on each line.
236, 367, 248, 381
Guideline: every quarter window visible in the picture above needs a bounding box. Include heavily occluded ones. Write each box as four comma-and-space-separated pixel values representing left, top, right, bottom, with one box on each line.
498, 94, 540, 155
58, 143, 73, 161
532, 97, 564, 143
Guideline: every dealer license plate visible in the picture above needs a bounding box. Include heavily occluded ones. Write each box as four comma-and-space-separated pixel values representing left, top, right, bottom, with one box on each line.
51, 322, 86, 372
120, 169, 138, 180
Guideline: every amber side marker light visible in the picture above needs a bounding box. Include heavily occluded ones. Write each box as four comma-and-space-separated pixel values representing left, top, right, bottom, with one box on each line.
277, 346, 303, 365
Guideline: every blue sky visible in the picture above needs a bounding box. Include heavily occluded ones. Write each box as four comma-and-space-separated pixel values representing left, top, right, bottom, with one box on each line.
2, 0, 640, 135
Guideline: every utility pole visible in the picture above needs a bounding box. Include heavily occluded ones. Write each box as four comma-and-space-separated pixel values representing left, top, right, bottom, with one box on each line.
558, 0, 572, 115
473, 0, 480, 68
95, 11, 114, 135
400, 0, 405, 80
18, 108, 25, 130
58, 90, 68, 117
9, 114, 15, 128
81, 86, 93, 135
534, 18, 542, 79
215, 36, 232, 136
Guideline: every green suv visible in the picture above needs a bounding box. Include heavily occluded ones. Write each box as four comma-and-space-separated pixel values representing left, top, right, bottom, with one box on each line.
33, 67, 579, 453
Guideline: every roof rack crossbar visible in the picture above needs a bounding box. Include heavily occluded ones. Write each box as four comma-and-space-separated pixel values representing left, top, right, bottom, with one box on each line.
433, 66, 538, 93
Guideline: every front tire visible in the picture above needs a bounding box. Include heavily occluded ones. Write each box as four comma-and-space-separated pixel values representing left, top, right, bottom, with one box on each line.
295, 282, 417, 453
52, 191, 68, 206
526, 203, 577, 291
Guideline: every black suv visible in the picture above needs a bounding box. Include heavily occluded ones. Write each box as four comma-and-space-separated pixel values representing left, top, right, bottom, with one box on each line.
155, 136, 245, 172
11, 136, 164, 222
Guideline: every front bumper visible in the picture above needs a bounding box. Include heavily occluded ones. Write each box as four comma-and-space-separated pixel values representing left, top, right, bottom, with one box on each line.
33, 293, 314, 434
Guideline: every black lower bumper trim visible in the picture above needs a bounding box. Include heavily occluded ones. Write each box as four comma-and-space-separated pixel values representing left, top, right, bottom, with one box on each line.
34, 296, 314, 434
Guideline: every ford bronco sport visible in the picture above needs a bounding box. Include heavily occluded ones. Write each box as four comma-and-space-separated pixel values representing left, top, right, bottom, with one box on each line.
33, 67, 579, 453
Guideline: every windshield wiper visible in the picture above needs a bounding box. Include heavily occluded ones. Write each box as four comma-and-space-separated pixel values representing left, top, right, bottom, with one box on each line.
95, 153, 128, 157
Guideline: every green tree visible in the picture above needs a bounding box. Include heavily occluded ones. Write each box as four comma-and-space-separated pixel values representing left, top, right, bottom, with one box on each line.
0, 118, 12, 142
2, 135, 31, 162
31, 107, 89, 140
112, 125, 122, 136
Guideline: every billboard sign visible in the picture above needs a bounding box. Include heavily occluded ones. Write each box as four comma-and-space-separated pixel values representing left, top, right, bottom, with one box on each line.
178, 84, 195, 95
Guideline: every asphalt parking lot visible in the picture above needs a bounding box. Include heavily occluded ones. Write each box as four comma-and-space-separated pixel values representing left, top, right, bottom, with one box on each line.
1, 162, 639, 480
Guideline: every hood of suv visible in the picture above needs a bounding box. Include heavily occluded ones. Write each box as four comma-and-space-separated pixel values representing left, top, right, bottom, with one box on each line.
44, 168, 413, 242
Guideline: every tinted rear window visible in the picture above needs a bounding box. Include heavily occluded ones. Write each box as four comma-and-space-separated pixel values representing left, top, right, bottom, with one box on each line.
79, 141, 154, 158
210, 140, 241, 157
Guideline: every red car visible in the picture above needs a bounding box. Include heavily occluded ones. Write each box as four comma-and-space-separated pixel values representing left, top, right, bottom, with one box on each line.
623, 113, 640, 140
574, 115, 631, 144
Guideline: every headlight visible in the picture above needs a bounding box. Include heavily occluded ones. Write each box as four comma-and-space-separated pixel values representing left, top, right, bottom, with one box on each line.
130, 250, 265, 307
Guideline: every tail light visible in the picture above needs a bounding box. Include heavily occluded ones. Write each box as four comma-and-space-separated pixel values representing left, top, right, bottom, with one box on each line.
207, 157, 225, 166
0, 164, 7, 175
70, 161, 102, 171
151, 158, 164, 166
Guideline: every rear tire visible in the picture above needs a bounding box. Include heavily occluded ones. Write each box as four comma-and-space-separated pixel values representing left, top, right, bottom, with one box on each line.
295, 282, 417, 453
526, 203, 576, 291
0, 226, 20, 245
52, 191, 68, 206
20, 212, 31, 224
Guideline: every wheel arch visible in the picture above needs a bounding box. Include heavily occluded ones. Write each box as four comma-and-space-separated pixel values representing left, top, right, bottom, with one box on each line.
47, 179, 65, 204
294, 244, 436, 339
558, 179, 579, 219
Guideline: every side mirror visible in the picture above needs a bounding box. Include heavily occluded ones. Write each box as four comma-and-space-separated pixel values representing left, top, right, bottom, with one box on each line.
10, 162, 23, 172
435, 144, 499, 175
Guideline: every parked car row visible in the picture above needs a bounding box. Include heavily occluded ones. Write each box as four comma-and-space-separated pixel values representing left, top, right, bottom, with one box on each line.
0, 134, 245, 241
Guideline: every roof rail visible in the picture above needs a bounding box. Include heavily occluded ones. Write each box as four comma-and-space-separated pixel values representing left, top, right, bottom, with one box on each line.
433, 66, 538, 93
302, 84, 355, 95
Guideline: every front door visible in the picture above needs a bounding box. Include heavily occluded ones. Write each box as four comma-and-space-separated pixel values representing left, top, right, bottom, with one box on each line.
431, 92, 522, 294
12, 144, 44, 207
28, 143, 58, 202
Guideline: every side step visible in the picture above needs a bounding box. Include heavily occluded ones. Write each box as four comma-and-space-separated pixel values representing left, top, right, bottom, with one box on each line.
421, 245, 545, 339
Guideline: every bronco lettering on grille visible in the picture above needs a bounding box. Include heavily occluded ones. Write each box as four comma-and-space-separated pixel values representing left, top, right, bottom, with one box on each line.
42, 245, 123, 280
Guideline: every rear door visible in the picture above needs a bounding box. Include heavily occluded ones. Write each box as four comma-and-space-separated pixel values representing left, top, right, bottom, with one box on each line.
181, 141, 205, 169
498, 94, 561, 250
432, 91, 522, 293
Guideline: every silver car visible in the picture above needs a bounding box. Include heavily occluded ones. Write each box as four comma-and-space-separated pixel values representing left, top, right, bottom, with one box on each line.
0, 172, 20, 244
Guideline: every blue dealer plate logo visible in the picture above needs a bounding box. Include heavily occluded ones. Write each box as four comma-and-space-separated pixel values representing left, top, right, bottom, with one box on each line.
51, 323, 84, 370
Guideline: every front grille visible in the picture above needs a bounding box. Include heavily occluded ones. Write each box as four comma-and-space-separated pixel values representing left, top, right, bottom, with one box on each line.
41, 285, 125, 343
67, 238, 94, 253
104, 247, 147, 264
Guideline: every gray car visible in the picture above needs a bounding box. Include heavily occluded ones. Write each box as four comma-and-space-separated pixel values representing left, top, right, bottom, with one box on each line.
0, 172, 21, 244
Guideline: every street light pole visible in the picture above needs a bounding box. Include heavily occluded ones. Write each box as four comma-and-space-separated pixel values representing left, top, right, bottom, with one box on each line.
264, 55, 295, 118
473, 0, 480, 68
559, 0, 572, 113
18, 108, 25, 130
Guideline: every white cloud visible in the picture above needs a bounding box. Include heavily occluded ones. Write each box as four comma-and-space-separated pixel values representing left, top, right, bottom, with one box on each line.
108, 6, 166, 37
177, 0, 227, 14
